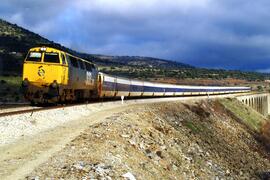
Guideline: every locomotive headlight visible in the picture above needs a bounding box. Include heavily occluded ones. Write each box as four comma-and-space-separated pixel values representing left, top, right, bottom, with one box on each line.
40, 47, 47, 51
51, 80, 58, 89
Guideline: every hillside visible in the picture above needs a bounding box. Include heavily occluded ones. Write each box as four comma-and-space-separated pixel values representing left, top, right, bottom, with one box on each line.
0, 19, 49, 75
0, 18, 267, 82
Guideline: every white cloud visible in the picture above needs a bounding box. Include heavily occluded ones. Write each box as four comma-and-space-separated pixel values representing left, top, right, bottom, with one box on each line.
71, 0, 213, 18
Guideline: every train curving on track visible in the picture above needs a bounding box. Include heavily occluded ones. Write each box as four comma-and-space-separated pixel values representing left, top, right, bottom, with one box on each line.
21, 46, 251, 104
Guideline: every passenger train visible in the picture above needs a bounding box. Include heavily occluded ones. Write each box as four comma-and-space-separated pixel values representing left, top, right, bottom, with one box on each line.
21, 46, 251, 104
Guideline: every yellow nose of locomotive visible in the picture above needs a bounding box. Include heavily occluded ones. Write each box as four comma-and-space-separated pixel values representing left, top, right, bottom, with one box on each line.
22, 47, 68, 87
22, 46, 69, 103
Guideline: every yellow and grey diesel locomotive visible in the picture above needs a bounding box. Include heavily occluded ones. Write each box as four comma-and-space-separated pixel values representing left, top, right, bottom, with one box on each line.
22, 46, 251, 104
22, 46, 98, 103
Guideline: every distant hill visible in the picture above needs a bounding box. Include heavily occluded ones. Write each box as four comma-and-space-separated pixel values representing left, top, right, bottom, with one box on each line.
79, 53, 193, 69
0, 18, 267, 82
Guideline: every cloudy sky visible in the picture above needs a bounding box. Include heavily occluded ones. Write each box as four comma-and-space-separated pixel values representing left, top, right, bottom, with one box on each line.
1, 0, 270, 71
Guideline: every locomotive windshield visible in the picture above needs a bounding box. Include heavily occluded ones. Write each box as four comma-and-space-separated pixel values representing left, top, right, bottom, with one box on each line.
26, 52, 42, 62
44, 52, 60, 63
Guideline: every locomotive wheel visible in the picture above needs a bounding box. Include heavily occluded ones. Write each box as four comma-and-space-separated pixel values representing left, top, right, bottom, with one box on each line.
58, 93, 67, 105
30, 100, 36, 106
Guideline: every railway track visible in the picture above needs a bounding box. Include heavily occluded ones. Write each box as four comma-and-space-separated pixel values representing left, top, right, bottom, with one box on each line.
0, 107, 45, 117
0, 101, 97, 117
0, 92, 255, 118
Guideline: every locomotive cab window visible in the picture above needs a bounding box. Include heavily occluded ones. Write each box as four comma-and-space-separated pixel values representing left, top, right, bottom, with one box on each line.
44, 52, 60, 63
26, 52, 42, 62
61, 53, 67, 65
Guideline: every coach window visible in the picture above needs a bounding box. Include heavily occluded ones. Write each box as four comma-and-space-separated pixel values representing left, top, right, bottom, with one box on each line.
78, 60, 85, 69
61, 53, 67, 65
69, 56, 78, 68
44, 52, 60, 63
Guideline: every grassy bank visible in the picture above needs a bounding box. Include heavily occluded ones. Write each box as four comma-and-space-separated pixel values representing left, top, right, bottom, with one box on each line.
219, 98, 270, 152
219, 98, 267, 132
0, 75, 23, 103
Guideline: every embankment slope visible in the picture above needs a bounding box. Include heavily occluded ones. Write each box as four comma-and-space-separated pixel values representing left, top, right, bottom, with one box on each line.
28, 99, 270, 179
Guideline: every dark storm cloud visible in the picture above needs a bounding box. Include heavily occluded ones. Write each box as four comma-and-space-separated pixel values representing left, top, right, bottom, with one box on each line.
1, 0, 270, 71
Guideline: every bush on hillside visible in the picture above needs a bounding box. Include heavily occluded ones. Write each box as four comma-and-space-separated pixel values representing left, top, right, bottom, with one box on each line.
259, 121, 270, 152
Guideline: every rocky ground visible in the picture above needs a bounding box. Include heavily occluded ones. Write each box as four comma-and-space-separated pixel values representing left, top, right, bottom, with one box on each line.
27, 99, 270, 179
